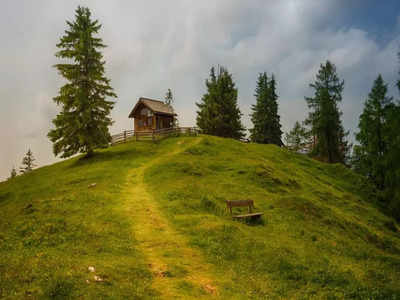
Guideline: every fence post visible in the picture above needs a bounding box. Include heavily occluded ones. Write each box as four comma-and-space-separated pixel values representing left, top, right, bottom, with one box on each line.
124, 130, 126, 143
152, 130, 155, 142
135, 131, 138, 141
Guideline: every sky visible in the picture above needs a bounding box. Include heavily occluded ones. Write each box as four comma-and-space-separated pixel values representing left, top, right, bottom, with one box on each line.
1, 1, 400, 180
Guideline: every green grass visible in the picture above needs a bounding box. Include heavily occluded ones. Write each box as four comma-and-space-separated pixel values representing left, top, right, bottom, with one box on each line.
0, 142, 159, 299
144, 136, 400, 299
1, 135, 399, 299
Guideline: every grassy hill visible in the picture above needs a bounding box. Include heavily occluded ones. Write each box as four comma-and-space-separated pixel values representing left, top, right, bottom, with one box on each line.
0, 135, 399, 299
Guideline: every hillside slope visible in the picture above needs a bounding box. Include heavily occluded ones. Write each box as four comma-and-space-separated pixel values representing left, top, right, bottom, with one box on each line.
0, 135, 399, 299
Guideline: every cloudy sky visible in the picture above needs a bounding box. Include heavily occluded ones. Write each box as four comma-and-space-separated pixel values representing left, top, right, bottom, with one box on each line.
1, 1, 400, 180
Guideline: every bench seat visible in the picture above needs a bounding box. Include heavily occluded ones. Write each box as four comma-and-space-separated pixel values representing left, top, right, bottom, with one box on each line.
226, 200, 263, 221
232, 212, 264, 219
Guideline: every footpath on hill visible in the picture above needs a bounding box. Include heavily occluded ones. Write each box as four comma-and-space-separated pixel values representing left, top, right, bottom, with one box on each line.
120, 138, 222, 299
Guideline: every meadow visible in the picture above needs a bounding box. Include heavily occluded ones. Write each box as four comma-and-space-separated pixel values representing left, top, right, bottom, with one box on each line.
0, 135, 399, 299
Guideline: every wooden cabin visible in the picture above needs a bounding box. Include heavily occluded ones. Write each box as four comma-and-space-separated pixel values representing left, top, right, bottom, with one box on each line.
128, 97, 176, 132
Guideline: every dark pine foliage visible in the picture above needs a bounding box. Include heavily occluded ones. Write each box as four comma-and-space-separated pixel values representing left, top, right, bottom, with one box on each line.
48, 6, 116, 158
165, 88, 173, 105
285, 121, 311, 152
353, 74, 400, 220
250, 72, 283, 145
384, 102, 400, 219
9, 167, 17, 179
305, 60, 350, 163
196, 66, 245, 139
20, 149, 36, 174
353, 75, 392, 190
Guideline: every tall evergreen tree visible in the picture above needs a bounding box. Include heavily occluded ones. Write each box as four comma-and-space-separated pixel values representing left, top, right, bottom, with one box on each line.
196, 66, 245, 139
48, 6, 116, 158
305, 60, 349, 163
353, 74, 400, 220
9, 167, 17, 179
20, 149, 36, 174
353, 75, 392, 190
164, 88, 178, 127
250, 72, 283, 145
384, 101, 400, 219
165, 88, 173, 106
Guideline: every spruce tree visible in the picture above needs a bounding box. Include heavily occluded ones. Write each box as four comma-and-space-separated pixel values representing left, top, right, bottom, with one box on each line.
384, 101, 400, 219
20, 149, 36, 174
285, 121, 311, 152
305, 60, 349, 163
165, 88, 173, 105
196, 67, 218, 134
196, 66, 245, 139
9, 167, 17, 179
48, 6, 116, 158
164, 88, 178, 127
250, 72, 283, 145
353, 74, 400, 219
353, 75, 392, 190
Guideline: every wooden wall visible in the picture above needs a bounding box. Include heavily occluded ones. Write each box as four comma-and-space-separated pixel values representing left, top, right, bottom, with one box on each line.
133, 109, 174, 132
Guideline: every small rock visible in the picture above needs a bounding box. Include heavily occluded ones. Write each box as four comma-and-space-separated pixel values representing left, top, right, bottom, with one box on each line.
204, 284, 217, 294
94, 275, 103, 282
88, 183, 97, 188
154, 270, 166, 277
88, 266, 95, 272
86, 279, 90, 284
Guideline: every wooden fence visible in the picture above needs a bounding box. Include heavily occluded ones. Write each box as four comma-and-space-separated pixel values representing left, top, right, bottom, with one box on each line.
111, 127, 199, 145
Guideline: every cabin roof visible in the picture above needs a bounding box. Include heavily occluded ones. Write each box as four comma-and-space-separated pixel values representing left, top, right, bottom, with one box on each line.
128, 97, 176, 118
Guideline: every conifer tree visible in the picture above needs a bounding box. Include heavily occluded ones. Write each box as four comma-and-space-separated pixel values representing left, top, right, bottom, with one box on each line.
250, 72, 283, 145
285, 121, 310, 152
9, 167, 17, 179
384, 101, 400, 219
20, 149, 36, 174
305, 60, 349, 163
48, 6, 116, 158
353, 74, 400, 219
164, 88, 178, 127
353, 75, 392, 190
196, 66, 245, 139
165, 88, 173, 105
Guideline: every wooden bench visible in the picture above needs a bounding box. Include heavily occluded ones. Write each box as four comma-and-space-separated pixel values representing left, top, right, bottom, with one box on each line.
226, 200, 263, 220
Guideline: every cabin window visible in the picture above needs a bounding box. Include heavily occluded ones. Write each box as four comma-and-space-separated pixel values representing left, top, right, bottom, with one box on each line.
139, 120, 143, 127
147, 116, 152, 126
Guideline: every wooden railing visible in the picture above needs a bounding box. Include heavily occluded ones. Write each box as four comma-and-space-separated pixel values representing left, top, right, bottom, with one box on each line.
111, 127, 199, 145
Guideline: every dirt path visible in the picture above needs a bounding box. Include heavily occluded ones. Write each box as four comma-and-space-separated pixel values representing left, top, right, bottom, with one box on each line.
122, 138, 221, 299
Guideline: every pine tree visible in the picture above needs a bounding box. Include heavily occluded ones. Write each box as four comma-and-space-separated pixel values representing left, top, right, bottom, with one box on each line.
9, 167, 17, 179
353, 74, 400, 220
196, 67, 218, 134
196, 66, 245, 139
353, 75, 392, 190
20, 149, 36, 174
305, 60, 349, 163
48, 6, 116, 158
384, 101, 400, 219
164, 88, 178, 127
285, 121, 311, 152
165, 88, 173, 105
250, 72, 283, 145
